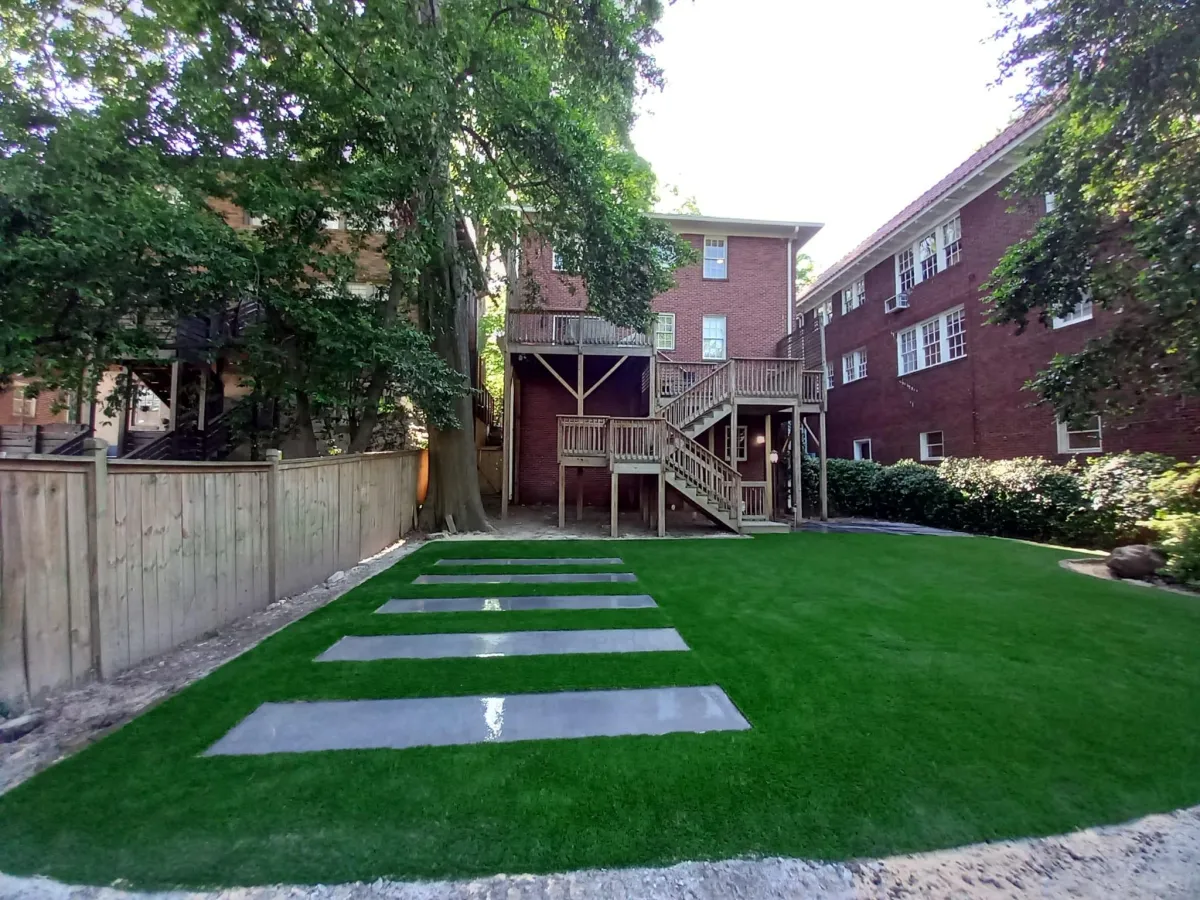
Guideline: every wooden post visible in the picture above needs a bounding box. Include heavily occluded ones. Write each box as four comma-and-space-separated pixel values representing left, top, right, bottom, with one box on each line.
648, 355, 657, 413
116, 368, 132, 456
576, 355, 585, 523
501, 354, 513, 520
610, 471, 619, 538
265, 449, 282, 600
83, 438, 110, 677
558, 463, 566, 529
730, 400, 739, 472
793, 407, 803, 526
576, 468, 583, 521
167, 360, 181, 432
576, 354, 584, 416
197, 367, 209, 431
765, 413, 774, 520
819, 410, 829, 521
657, 468, 666, 537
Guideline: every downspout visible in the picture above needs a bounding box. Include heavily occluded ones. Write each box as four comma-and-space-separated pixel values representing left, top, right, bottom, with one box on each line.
786, 232, 795, 334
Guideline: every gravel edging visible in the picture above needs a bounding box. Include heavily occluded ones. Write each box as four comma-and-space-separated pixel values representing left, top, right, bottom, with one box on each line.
0, 536, 428, 796
2, 805, 1198, 899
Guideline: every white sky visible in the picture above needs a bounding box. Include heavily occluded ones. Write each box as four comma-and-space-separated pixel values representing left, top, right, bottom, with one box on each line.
632, 0, 1030, 271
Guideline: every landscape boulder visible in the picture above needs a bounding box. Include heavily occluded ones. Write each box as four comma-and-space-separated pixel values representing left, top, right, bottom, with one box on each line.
1105, 545, 1167, 580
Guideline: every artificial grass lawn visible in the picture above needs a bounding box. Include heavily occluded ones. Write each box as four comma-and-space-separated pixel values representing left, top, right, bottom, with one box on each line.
2, 534, 1200, 888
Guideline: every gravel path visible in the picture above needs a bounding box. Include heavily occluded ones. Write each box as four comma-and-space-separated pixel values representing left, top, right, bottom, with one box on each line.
2, 804, 1198, 899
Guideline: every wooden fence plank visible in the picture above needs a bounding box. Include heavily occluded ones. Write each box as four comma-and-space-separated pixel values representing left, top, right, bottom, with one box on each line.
107, 472, 130, 673
65, 471, 91, 683
0, 471, 29, 709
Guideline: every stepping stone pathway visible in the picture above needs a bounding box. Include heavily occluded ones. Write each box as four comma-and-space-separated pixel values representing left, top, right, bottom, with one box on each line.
206, 554, 750, 757
205, 686, 749, 755
316, 628, 689, 661
376, 594, 658, 614
434, 557, 624, 567
413, 572, 637, 585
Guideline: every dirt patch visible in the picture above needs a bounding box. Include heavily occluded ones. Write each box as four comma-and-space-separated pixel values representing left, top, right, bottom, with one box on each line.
0, 536, 427, 796
2, 806, 1198, 899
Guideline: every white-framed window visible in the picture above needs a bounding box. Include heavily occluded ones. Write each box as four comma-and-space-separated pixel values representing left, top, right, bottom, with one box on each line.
841, 278, 866, 314
1045, 192, 1058, 213
702, 314, 727, 360
723, 424, 748, 462
347, 283, 381, 299
244, 212, 264, 227
897, 307, 967, 375
11, 383, 35, 418
703, 237, 728, 280
825, 362, 835, 390
654, 313, 676, 351
814, 300, 833, 330
895, 213, 962, 294
551, 249, 566, 272
1057, 415, 1102, 454
321, 212, 342, 230
842, 348, 867, 383
853, 438, 872, 461
942, 216, 962, 267
1053, 297, 1094, 329
920, 430, 945, 461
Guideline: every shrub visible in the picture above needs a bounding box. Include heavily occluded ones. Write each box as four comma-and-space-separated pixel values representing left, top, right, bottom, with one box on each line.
1079, 452, 1176, 544
872, 460, 963, 527
824, 458, 881, 517
1145, 463, 1200, 583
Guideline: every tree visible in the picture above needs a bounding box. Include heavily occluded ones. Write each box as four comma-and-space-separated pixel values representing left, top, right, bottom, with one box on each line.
794, 251, 814, 295
1, 0, 686, 532
987, 0, 1200, 422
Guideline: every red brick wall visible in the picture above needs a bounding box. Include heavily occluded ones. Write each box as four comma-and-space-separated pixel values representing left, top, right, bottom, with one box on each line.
0, 386, 71, 426
520, 232, 795, 360
817, 181, 1200, 463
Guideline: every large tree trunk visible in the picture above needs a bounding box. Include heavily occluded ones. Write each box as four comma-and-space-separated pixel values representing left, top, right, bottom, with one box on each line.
417, 216, 491, 533
280, 390, 320, 458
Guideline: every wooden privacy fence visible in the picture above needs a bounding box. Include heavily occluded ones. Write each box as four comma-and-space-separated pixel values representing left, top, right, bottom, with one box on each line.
0, 444, 422, 712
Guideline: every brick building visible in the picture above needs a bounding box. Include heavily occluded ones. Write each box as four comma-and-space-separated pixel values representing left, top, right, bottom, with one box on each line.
501, 212, 829, 534
796, 110, 1200, 466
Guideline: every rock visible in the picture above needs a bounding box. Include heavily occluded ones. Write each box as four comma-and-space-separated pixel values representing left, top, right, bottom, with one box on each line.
0, 713, 43, 743
1106, 545, 1167, 580
324, 570, 346, 587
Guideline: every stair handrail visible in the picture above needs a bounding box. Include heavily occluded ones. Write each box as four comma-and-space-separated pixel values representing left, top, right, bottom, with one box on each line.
657, 359, 734, 431
662, 419, 742, 530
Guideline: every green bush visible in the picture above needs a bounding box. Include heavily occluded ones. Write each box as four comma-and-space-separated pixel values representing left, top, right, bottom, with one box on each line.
1145, 462, 1200, 583
800, 451, 1193, 551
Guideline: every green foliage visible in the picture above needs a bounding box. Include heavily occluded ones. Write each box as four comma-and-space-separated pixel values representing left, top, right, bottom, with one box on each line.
988, 0, 1200, 420
812, 452, 1187, 548
1145, 462, 1200, 584
479, 297, 505, 406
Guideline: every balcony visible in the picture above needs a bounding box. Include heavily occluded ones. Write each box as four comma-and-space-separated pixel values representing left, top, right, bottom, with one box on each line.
505, 309, 654, 356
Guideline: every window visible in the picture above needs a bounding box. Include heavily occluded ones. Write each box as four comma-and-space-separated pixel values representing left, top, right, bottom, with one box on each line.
842, 348, 867, 383
702, 315, 727, 360
853, 439, 872, 461
897, 306, 967, 375
551, 249, 566, 272
841, 278, 866, 314
11, 383, 35, 418
724, 424, 748, 462
814, 300, 833, 330
1053, 297, 1094, 329
920, 431, 945, 461
245, 212, 264, 227
347, 283, 380, 299
321, 213, 342, 230
895, 212, 962, 294
703, 237, 728, 280
654, 313, 676, 351
1045, 192, 1058, 213
942, 216, 962, 267
825, 363, 835, 390
1057, 415, 1102, 454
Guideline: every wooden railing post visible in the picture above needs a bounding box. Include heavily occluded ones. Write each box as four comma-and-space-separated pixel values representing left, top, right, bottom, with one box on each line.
82, 438, 110, 678
265, 449, 282, 601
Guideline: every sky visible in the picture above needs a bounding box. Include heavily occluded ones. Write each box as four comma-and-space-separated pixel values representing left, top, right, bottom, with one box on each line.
631, 0, 1032, 272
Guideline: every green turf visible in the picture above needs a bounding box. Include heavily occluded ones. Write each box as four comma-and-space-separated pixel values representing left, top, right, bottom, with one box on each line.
1, 534, 1199, 888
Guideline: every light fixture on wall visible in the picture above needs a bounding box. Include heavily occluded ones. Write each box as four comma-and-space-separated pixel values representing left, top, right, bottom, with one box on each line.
755, 434, 766, 445
769, 450, 779, 464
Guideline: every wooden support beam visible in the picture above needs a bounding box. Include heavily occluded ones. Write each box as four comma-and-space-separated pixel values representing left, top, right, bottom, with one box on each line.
793, 408, 803, 526
576, 355, 585, 415
501, 354, 513, 520
648, 355, 657, 413
657, 468, 666, 537
819, 410, 829, 521
558, 463, 566, 529
610, 471, 619, 538
167, 360, 180, 432
532, 353, 579, 399
583, 356, 627, 400
576, 467, 584, 520
765, 413, 773, 521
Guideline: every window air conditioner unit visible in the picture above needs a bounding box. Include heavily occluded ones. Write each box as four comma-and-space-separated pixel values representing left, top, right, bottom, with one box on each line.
884, 292, 910, 314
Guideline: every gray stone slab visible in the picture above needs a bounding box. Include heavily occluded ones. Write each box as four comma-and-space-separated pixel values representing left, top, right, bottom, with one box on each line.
376, 594, 658, 614
204, 685, 750, 756
316, 628, 688, 661
433, 557, 623, 567
413, 572, 636, 585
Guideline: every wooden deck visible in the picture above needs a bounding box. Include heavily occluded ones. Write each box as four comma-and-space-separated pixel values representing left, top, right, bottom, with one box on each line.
506, 310, 654, 356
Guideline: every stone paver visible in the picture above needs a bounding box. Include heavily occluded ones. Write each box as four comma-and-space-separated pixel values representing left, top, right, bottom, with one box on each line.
413, 573, 637, 585
376, 594, 658, 614
316, 628, 688, 661
204, 685, 749, 755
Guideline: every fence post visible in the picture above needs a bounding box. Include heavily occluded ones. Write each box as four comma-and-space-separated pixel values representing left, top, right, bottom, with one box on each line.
82, 438, 109, 678
265, 449, 282, 601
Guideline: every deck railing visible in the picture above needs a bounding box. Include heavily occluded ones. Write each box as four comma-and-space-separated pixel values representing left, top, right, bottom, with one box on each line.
609, 417, 666, 464
664, 422, 742, 529
741, 481, 768, 520
659, 361, 733, 430
508, 310, 652, 350
656, 361, 721, 401
802, 370, 825, 406
733, 358, 803, 398
557, 415, 609, 462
